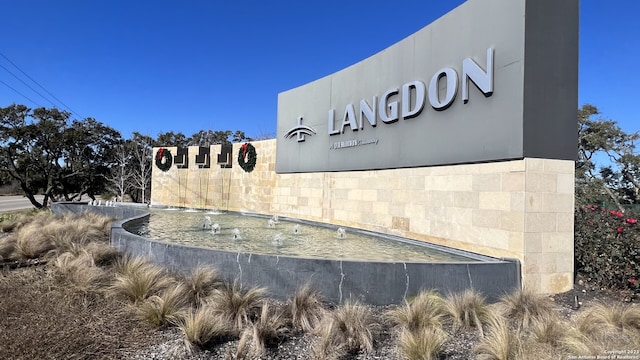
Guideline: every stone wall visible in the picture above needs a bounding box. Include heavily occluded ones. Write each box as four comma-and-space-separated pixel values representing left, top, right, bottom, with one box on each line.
151, 141, 574, 294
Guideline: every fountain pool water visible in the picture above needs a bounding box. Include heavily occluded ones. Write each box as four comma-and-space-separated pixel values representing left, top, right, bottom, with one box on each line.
128, 208, 481, 263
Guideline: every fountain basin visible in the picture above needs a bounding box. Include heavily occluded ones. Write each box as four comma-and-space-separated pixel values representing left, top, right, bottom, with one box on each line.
52, 202, 521, 305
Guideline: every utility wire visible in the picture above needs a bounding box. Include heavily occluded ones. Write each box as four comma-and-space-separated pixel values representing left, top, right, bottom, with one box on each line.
0, 51, 84, 119
0, 63, 58, 108
0, 78, 43, 107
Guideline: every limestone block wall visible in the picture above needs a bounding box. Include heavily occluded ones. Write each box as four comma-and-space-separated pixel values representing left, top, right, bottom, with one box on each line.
151, 140, 574, 294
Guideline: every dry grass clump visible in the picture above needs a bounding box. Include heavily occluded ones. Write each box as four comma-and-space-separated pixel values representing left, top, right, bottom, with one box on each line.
579, 302, 640, 333
1, 211, 113, 261
496, 287, 558, 329
288, 283, 326, 332
185, 266, 222, 306
313, 300, 381, 359
206, 280, 266, 334
387, 289, 446, 332
82, 241, 121, 266
445, 289, 496, 337
109, 255, 173, 303
53, 250, 111, 291
0, 209, 51, 233
529, 315, 569, 347
237, 302, 290, 357
0, 235, 17, 260
14, 225, 56, 259
397, 326, 447, 360
388, 290, 448, 360
137, 283, 190, 327
75, 211, 114, 235
475, 315, 522, 360
566, 302, 640, 353
175, 306, 230, 353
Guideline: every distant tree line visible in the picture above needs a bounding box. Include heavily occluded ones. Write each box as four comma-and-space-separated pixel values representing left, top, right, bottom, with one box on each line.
0, 104, 260, 208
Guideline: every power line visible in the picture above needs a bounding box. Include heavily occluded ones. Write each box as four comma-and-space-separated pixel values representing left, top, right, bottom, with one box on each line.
0, 63, 58, 108
0, 51, 84, 119
0, 79, 43, 107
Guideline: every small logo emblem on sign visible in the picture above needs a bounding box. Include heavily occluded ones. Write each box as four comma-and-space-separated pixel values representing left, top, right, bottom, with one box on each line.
284, 116, 316, 142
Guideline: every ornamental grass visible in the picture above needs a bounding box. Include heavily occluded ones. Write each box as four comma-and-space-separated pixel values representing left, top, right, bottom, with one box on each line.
288, 283, 326, 333
109, 255, 174, 303
236, 302, 290, 357
474, 315, 522, 360
205, 280, 266, 334
313, 300, 381, 359
495, 287, 558, 330
387, 289, 446, 332
397, 326, 447, 360
174, 306, 230, 353
445, 289, 496, 337
184, 266, 223, 307
137, 282, 190, 327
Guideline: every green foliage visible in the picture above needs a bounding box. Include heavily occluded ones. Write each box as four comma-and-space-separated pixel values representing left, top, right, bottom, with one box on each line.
577, 104, 640, 208
0, 105, 122, 207
575, 205, 640, 290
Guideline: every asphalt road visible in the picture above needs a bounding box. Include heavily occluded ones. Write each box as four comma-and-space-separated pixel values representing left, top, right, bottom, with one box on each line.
0, 195, 45, 213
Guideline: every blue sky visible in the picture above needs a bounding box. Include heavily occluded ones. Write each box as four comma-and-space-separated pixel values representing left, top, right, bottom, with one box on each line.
0, 1, 637, 140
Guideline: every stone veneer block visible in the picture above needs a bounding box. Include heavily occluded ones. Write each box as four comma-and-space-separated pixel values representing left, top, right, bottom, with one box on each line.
472, 174, 502, 192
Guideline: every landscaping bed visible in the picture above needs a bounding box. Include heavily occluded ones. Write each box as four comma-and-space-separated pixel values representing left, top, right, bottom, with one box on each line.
1, 212, 639, 359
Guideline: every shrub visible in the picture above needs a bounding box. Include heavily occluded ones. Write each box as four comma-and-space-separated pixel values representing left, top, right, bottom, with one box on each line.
575, 205, 640, 290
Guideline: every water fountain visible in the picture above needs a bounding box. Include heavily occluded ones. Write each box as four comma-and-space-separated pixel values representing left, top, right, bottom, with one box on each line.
267, 219, 276, 228
272, 233, 283, 247
292, 224, 300, 235
51, 203, 521, 305
211, 223, 220, 234
201, 216, 212, 230
336, 227, 346, 239
231, 228, 241, 240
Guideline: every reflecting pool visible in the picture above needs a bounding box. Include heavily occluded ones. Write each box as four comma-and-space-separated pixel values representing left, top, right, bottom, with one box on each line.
128, 208, 481, 263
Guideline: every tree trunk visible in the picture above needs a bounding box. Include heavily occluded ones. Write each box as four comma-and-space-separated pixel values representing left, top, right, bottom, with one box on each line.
602, 183, 624, 212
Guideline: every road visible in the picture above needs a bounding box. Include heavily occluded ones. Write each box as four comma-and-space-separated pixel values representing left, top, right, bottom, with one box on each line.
0, 195, 45, 213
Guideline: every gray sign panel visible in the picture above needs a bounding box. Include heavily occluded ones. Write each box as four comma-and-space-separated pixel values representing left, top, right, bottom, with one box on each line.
276, 0, 578, 173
